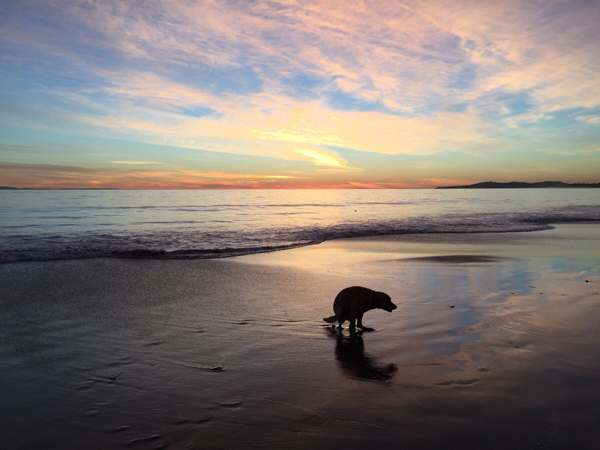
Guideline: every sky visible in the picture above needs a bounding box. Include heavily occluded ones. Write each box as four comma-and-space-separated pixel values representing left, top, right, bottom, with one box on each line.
0, 0, 599, 189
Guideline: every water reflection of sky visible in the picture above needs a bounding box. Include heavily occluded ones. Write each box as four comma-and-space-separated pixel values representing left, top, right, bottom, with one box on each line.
242, 224, 600, 386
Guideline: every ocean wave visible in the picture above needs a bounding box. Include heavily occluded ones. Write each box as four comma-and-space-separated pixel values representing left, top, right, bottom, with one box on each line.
2, 206, 599, 263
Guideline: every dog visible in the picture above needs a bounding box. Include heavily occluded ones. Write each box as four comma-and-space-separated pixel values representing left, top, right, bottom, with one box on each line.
324, 286, 397, 336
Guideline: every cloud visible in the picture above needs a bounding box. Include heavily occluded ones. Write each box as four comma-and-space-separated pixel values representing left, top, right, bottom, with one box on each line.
0, 163, 295, 189
5, 1, 600, 117
576, 115, 600, 125
293, 147, 350, 168
347, 181, 413, 189
71, 78, 500, 158
108, 160, 161, 164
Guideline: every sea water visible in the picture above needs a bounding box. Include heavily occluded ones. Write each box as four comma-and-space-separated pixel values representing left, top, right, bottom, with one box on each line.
1, 189, 599, 262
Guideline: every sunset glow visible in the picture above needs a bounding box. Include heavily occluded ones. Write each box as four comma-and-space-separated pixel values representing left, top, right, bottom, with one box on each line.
0, 1, 599, 188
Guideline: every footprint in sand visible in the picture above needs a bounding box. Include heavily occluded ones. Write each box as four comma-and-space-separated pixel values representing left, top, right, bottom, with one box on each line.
104, 425, 129, 434
107, 355, 135, 367
128, 434, 161, 445
437, 379, 479, 386
172, 417, 212, 426
218, 400, 243, 408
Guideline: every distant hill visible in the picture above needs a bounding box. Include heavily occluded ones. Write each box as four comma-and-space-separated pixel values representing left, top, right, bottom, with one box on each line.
436, 181, 600, 189
0, 186, 18, 189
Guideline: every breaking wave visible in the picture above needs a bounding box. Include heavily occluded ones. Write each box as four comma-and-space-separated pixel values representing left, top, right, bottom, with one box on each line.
2, 202, 599, 263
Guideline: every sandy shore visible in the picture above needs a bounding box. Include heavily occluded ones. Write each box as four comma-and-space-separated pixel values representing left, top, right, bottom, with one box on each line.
1, 224, 599, 449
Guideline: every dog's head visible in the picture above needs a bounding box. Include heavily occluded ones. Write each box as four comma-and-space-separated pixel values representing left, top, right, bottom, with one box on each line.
374, 291, 397, 312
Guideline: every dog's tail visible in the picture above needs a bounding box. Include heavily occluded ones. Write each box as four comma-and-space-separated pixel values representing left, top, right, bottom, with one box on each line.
323, 315, 337, 323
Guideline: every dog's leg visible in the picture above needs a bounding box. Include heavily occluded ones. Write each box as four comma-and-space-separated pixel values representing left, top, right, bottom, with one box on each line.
349, 313, 357, 337
357, 313, 374, 332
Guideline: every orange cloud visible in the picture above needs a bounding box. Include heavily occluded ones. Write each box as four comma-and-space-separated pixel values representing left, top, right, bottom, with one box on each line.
0, 164, 296, 190
108, 161, 161, 164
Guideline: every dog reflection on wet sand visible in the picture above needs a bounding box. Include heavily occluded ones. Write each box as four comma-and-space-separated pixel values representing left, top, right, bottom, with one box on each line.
330, 332, 397, 382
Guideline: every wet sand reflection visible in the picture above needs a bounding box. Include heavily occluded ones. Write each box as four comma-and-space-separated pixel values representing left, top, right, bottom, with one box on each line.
330, 332, 397, 383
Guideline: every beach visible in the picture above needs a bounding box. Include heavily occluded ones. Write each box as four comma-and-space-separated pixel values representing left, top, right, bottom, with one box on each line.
3, 0, 600, 448
1, 223, 600, 449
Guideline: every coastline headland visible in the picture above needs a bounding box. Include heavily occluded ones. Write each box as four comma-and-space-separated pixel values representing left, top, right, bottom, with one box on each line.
436, 181, 600, 189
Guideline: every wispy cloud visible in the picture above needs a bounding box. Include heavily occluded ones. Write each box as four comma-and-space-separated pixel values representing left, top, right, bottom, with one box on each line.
576, 115, 600, 125
293, 147, 352, 168
72, 85, 500, 158
0, 0, 599, 187
108, 161, 161, 164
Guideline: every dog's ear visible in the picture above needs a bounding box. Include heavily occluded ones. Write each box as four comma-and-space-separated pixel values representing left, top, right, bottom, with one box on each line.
374, 291, 386, 306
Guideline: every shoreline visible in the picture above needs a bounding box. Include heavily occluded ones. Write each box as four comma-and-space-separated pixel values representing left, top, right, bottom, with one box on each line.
3, 220, 600, 266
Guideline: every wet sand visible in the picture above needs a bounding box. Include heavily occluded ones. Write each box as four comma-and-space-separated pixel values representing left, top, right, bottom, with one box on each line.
1, 224, 599, 449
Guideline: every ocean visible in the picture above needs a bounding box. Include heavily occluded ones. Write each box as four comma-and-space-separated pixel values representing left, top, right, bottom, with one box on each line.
1, 189, 599, 263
